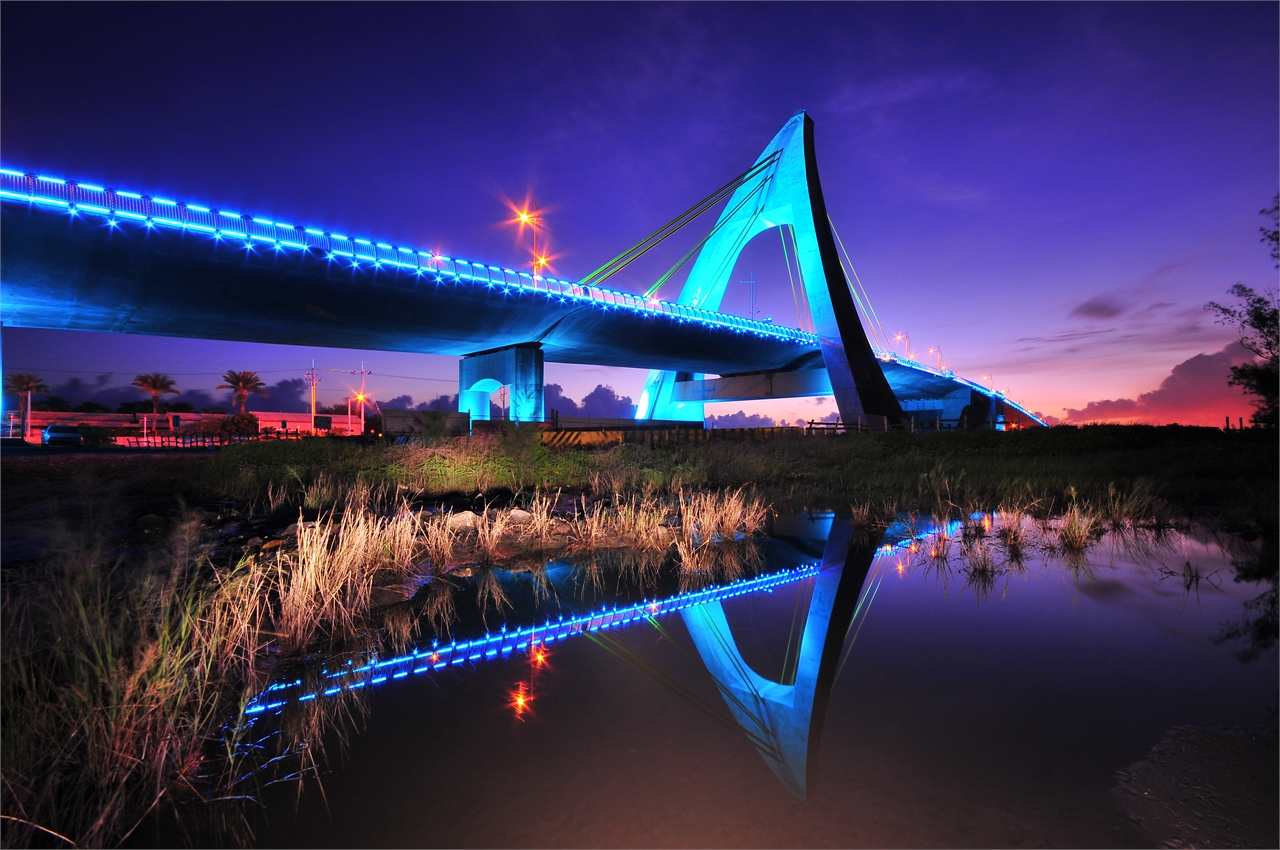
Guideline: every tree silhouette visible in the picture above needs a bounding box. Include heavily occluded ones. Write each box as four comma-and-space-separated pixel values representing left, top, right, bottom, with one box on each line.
1206, 197, 1279, 428
215, 370, 269, 413
132, 373, 180, 415
4, 373, 49, 431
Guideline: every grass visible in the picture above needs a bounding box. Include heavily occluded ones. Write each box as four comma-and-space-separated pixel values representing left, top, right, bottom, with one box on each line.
201, 425, 1277, 532
1, 519, 269, 848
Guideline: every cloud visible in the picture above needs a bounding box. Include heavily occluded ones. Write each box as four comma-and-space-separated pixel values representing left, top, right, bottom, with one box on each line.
1069, 295, 1128, 319
826, 72, 982, 115
579, 384, 635, 419
1014, 328, 1114, 344
544, 383, 580, 416
1062, 342, 1257, 425
383, 395, 414, 410
706, 410, 775, 428
262, 378, 308, 413
414, 394, 457, 412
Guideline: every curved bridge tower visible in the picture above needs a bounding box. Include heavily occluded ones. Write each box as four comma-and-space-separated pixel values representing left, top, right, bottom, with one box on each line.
679, 519, 876, 799
637, 111, 903, 427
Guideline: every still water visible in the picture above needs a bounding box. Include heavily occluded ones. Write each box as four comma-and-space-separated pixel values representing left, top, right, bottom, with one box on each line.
216, 514, 1274, 847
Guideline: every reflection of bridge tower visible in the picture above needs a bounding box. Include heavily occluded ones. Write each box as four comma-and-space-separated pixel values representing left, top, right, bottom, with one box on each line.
638, 111, 904, 428
679, 518, 876, 799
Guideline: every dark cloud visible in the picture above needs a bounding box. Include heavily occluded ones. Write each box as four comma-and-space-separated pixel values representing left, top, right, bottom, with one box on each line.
261, 378, 308, 413
706, 410, 775, 428
1014, 328, 1114, 344
1062, 342, 1256, 425
383, 395, 414, 410
544, 383, 580, 416
1069, 295, 1128, 319
414, 394, 457, 412
579, 385, 635, 419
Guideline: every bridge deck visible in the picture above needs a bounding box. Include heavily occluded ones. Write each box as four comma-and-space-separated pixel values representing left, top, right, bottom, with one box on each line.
0, 169, 1045, 424
0, 171, 816, 375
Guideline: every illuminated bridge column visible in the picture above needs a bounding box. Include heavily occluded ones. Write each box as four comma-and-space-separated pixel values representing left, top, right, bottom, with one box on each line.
458, 343, 545, 424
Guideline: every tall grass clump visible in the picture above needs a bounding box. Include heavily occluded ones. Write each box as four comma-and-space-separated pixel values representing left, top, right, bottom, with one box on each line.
1057, 489, 1102, 552
0, 519, 268, 849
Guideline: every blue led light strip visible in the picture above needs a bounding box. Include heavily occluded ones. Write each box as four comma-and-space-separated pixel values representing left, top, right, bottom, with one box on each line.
0, 168, 816, 346
243, 562, 823, 715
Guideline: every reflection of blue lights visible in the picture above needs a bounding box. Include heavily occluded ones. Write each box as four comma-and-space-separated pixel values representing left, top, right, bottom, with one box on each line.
243, 563, 823, 715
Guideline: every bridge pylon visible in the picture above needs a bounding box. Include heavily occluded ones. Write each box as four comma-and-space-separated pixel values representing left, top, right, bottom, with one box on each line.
636, 111, 904, 427
458, 343, 545, 424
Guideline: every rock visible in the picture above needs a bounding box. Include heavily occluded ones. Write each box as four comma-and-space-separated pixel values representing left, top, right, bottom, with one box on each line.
508, 508, 534, 525
370, 586, 407, 608
446, 510, 479, 531
245, 537, 264, 549
261, 539, 284, 551
281, 523, 299, 537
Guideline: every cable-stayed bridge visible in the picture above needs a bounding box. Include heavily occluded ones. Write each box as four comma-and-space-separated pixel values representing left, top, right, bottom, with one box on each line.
0, 112, 1044, 429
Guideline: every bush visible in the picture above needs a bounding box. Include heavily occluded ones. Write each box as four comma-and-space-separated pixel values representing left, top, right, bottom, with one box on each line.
180, 413, 259, 438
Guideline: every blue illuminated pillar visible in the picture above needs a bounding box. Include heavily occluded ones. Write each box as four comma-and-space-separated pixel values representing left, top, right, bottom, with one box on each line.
458, 343, 544, 425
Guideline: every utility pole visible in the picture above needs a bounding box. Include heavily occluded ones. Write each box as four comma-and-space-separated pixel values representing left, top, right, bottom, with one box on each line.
304, 361, 321, 431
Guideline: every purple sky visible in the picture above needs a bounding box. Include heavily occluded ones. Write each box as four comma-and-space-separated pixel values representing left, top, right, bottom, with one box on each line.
3, 3, 1275, 425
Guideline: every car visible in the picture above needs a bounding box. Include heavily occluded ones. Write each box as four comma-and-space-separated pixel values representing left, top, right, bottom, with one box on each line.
41, 424, 84, 447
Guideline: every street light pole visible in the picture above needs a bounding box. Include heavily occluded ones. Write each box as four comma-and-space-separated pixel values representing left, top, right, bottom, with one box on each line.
304, 361, 321, 432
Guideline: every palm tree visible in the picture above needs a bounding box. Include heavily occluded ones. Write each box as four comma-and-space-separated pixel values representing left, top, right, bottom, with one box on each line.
215, 370, 269, 413
4, 373, 49, 435
132, 373, 180, 414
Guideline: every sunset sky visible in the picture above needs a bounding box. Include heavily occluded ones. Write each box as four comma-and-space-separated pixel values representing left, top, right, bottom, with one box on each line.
3, 3, 1275, 426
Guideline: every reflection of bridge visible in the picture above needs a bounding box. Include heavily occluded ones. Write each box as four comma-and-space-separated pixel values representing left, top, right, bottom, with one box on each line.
0, 111, 1044, 428
243, 515, 950, 801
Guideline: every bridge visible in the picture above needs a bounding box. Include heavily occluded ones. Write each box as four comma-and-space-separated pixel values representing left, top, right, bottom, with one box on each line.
0, 112, 1045, 429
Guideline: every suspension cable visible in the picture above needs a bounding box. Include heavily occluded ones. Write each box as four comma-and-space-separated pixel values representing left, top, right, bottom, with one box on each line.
779, 224, 804, 331
788, 225, 815, 333
829, 216, 890, 350
579, 150, 781, 289
644, 176, 772, 300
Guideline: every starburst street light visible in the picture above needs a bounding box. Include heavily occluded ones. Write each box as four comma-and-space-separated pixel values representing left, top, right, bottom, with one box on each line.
504, 196, 556, 275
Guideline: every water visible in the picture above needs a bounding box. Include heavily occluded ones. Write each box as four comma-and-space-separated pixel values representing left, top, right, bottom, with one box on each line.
191, 514, 1276, 848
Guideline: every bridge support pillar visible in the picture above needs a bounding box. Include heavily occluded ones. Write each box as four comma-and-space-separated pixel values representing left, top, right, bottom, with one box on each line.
458, 343, 544, 424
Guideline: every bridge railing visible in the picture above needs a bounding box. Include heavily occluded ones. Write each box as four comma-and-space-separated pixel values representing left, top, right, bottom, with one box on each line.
1, 168, 819, 346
